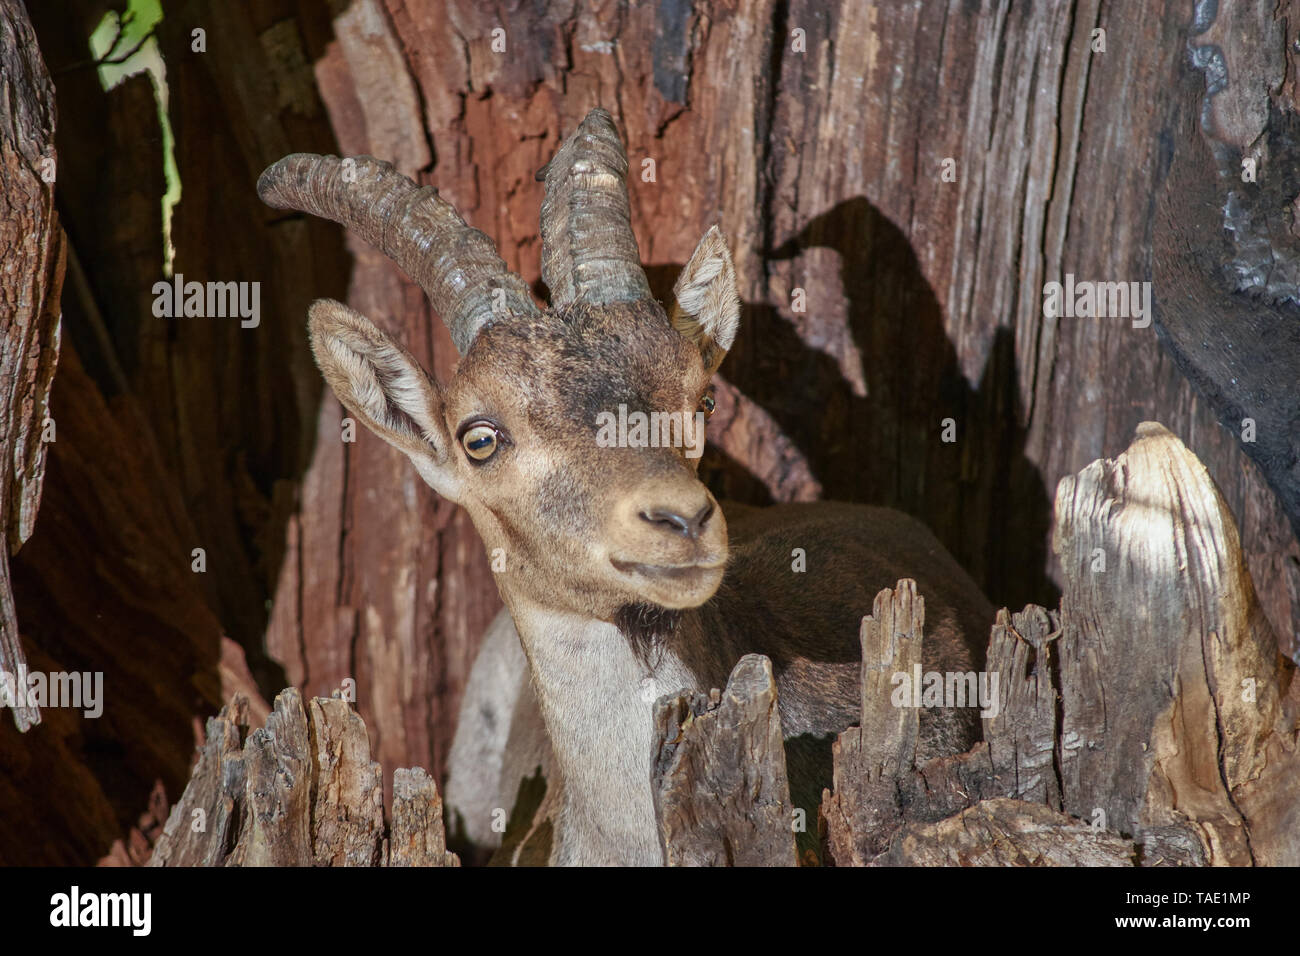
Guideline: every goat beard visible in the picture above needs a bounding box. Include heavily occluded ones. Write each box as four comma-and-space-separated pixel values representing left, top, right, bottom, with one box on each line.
614, 602, 682, 670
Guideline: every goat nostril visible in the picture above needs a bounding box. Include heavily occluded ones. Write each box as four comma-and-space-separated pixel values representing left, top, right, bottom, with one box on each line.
641, 509, 692, 536
640, 502, 715, 538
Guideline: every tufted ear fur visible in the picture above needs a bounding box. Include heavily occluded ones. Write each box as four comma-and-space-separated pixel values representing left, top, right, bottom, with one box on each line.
307, 298, 461, 501
669, 225, 740, 375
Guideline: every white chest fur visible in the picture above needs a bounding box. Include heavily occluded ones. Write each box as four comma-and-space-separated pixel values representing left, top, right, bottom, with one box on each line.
512, 604, 696, 865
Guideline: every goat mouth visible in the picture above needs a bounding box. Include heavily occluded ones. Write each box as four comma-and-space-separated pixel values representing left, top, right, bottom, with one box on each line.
610, 558, 725, 581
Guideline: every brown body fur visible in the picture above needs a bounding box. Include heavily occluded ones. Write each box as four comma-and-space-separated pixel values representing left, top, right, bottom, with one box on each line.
686, 501, 990, 754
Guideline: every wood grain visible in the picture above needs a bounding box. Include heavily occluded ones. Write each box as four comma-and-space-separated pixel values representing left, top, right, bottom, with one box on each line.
150, 689, 459, 867
6, 0, 1299, 865
0, 0, 64, 731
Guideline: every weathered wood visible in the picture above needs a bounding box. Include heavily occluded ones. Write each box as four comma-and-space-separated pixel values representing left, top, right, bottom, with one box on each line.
226, 690, 314, 867
388, 767, 458, 867
148, 696, 251, 867
822, 580, 1007, 866
983, 606, 1061, 808
1053, 421, 1300, 866
756, 0, 1300, 650
858, 580, 925, 775
150, 689, 458, 867
874, 798, 1135, 867
820, 582, 924, 866
0, 0, 63, 731
11, 0, 1300, 867
652, 654, 797, 867
306, 697, 386, 866
823, 421, 1300, 867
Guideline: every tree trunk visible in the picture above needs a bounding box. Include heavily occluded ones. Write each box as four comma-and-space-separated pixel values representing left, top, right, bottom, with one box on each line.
0, 0, 64, 733
6, 0, 1299, 864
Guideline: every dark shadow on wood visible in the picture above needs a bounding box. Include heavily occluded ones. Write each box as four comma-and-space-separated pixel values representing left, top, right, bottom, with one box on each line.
747, 197, 1059, 611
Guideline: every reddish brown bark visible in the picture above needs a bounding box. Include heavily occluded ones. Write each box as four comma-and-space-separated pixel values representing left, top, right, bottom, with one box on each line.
0, 0, 64, 733
5, 0, 1298, 864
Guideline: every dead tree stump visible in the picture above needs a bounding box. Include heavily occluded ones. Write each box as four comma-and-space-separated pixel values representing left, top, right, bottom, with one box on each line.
150, 689, 458, 867
1052, 421, 1299, 866
152, 420, 1296, 868
652, 654, 798, 867
820, 421, 1300, 866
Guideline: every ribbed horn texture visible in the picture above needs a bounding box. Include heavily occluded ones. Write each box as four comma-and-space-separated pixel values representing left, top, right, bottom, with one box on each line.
258, 153, 540, 353
537, 109, 651, 309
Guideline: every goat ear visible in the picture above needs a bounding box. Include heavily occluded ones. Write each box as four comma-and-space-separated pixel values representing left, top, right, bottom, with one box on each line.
307, 299, 461, 500
669, 225, 740, 375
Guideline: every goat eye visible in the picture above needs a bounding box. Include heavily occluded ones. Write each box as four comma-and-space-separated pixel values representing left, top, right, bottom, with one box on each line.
462, 424, 500, 461
699, 392, 716, 418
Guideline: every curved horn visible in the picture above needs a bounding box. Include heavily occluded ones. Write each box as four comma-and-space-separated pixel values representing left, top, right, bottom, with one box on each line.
258, 154, 540, 353
536, 109, 651, 309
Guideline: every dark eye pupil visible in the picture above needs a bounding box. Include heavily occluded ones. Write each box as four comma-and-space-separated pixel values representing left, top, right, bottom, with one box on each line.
702, 396, 716, 412
468, 434, 494, 450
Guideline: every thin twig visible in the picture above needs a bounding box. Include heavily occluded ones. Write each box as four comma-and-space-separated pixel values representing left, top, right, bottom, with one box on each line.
53, 20, 157, 77
97, 24, 157, 66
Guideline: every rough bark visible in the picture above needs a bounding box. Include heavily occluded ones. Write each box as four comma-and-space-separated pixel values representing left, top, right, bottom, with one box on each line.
875, 798, 1135, 867
652, 654, 798, 867
822, 422, 1299, 867
0, 0, 64, 731
1053, 422, 1300, 867
10, 0, 1300, 866
150, 688, 458, 867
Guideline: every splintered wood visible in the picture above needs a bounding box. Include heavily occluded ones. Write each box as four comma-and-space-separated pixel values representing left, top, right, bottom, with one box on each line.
816, 422, 1299, 866
148, 423, 1297, 868
149, 689, 458, 867
1052, 422, 1299, 866
651, 654, 798, 866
